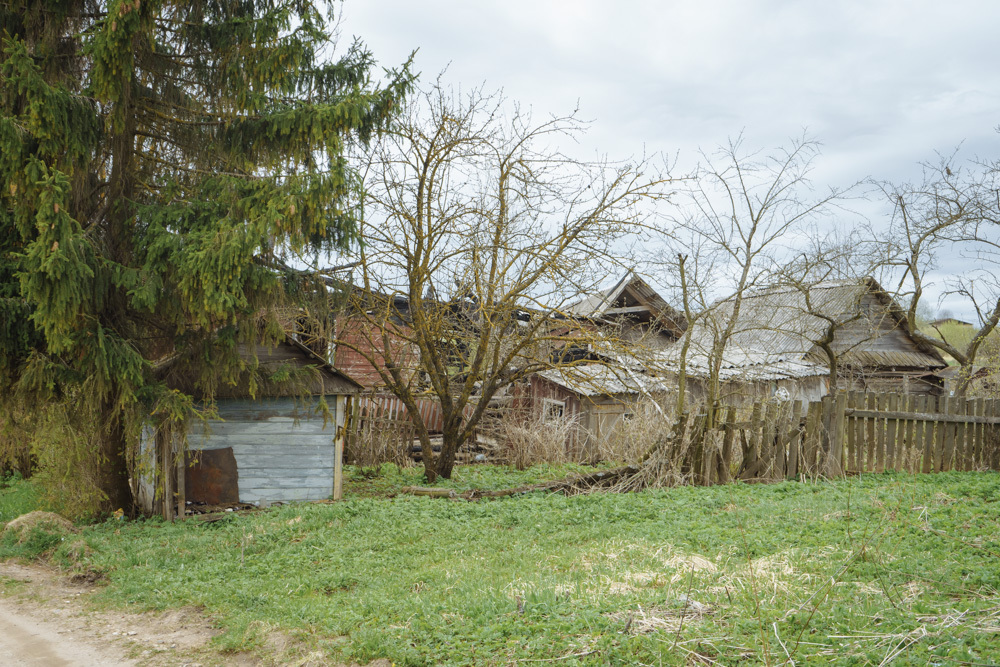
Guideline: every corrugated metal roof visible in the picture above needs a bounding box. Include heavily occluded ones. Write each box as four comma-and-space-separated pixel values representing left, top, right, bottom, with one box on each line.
538, 364, 673, 397
676, 278, 946, 373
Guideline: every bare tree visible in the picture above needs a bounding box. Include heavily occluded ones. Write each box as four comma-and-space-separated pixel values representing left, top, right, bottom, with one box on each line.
341, 82, 674, 481
657, 135, 845, 417
875, 156, 1000, 395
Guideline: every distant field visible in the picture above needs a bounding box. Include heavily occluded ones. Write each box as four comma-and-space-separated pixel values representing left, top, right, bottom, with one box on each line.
3, 466, 1000, 665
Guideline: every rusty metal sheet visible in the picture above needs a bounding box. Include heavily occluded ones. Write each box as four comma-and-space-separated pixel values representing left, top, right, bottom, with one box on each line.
185, 447, 239, 505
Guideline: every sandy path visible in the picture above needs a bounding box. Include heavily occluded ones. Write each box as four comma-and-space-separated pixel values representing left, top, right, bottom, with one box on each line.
0, 594, 134, 666
0, 561, 229, 666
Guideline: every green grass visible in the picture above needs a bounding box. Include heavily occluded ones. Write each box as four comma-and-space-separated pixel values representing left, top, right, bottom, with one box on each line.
0, 473, 41, 525
343, 462, 613, 497
4, 467, 1000, 665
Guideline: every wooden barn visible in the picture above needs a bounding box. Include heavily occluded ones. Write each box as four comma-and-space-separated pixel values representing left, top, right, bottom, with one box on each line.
140, 337, 361, 517
661, 277, 947, 405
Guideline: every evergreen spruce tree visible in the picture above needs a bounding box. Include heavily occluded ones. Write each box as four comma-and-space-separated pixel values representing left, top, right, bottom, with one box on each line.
0, 0, 411, 511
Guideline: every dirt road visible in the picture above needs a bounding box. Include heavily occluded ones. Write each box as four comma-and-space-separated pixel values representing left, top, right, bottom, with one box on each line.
0, 594, 134, 666
0, 561, 226, 666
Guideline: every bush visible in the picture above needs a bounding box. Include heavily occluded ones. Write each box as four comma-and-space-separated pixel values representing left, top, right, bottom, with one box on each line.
346, 418, 416, 471
597, 401, 676, 464
494, 411, 580, 470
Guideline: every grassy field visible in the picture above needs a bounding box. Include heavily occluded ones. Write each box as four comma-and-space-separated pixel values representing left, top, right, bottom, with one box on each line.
3, 465, 1000, 665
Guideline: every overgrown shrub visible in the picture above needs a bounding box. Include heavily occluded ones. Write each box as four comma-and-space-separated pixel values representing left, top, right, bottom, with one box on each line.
346, 419, 416, 471
0, 404, 34, 478
494, 411, 581, 470
28, 407, 107, 521
598, 401, 676, 464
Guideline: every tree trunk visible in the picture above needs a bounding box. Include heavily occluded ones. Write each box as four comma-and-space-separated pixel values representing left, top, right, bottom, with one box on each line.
435, 427, 461, 479
98, 406, 133, 514
953, 363, 972, 398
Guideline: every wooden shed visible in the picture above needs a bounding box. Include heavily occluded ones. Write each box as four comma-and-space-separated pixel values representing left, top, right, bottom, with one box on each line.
140, 337, 361, 517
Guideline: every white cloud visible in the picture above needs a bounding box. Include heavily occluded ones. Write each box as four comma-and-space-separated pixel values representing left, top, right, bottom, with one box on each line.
339, 0, 1000, 319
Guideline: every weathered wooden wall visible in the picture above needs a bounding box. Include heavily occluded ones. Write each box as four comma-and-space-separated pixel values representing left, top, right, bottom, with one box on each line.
186, 396, 340, 504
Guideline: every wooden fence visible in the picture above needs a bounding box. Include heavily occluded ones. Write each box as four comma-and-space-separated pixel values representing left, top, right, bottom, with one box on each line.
679, 391, 1000, 485
344, 393, 484, 465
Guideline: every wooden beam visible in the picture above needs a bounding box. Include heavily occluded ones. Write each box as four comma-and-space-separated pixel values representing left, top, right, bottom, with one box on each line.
333, 395, 347, 501
845, 408, 1000, 425
602, 305, 652, 316
176, 440, 185, 520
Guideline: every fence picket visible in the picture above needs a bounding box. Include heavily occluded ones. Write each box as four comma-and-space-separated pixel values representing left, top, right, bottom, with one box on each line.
935, 396, 950, 471
988, 401, 997, 469
786, 401, 802, 479
885, 393, 898, 472
954, 398, 968, 471
717, 406, 737, 484
901, 394, 916, 472
852, 392, 865, 473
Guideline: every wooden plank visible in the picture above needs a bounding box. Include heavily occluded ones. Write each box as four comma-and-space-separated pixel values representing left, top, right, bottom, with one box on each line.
947, 396, 961, 471
842, 409, 1000, 425
333, 395, 346, 501
763, 401, 779, 480
238, 487, 335, 503
775, 403, 788, 479
742, 403, 762, 479
190, 433, 337, 448
818, 395, 833, 475
989, 400, 1000, 470
193, 444, 336, 460
825, 392, 846, 477
884, 393, 899, 472
936, 396, 952, 471
176, 441, 186, 519
901, 394, 917, 472
986, 400, 996, 470
786, 401, 802, 479
953, 397, 968, 471
717, 406, 736, 484
979, 397, 990, 469
918, 395, 934, 473
865, 392, 878, 472
851, 392, 864, 473
236, 475, 335, 488
844, 392, 856, 473
803, 401, 822, 477
161, 430, 173, 521
970, 398, 984, 470
874, 393, 887, 474
969, 397, 981, 471
191, 421, 336, 437
845, 393, 856, 474
215, 396, 340, 413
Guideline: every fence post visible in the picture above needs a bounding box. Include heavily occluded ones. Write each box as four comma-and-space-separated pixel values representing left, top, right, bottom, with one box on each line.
786, 400, 802, 479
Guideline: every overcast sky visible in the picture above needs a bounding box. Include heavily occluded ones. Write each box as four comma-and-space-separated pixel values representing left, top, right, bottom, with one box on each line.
340, 0, 1000, 318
